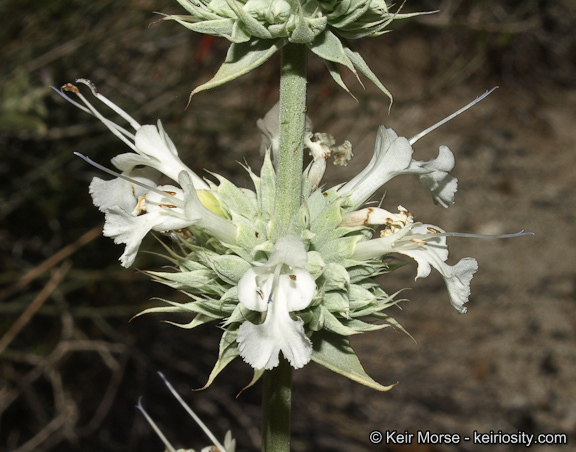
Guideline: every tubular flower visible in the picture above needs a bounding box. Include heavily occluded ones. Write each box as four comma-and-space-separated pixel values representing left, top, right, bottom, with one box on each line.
166, 1, 430, 99
337, 126, 458, 208
237, 235, 316, 369
64, 83, 531, 390
352, 209, 478, 313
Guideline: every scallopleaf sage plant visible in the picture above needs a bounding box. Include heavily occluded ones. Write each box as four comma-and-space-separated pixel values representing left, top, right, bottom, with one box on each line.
164, 0, 431, 100
54, 80, 530, 393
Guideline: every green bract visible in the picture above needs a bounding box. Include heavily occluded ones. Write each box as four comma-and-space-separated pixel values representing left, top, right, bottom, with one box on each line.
166, 0, 429, 99
137, 151, 401, 391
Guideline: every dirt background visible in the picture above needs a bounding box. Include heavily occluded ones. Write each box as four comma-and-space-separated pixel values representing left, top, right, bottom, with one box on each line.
1, 1, 575, 451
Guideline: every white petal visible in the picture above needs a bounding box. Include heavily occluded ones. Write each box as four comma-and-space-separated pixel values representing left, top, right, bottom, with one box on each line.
420, 172, 458, 208
237, 306, 312, 370
340, 126, 413, 206
396, 223, 449, 279
277, 270, 316, 311
405, 146, 458, 207
102, 207, 160, 267
236, 268, 314, 369
132, 125, 209, 189
237, 268, 270, 312
89, 167, 160, 212
438, 258, 478, 313
102, 200, 192, 267
111, 152, 153, 172
351, 223, 412, 261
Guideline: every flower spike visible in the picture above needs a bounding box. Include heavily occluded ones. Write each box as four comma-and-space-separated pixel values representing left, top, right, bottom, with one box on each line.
61, 79, 532, 388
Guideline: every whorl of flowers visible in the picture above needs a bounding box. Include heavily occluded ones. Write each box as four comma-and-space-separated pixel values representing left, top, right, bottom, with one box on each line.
55, 81, 530, 391
165, 0, 430, 99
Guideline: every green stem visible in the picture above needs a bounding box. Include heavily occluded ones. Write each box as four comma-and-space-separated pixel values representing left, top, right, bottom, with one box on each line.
262, 41, 306, 452
261, 356, 293, 452
274, 43, 308, 237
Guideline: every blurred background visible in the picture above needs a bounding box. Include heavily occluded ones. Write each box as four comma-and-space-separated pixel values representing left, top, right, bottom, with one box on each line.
1, 0, 575, 451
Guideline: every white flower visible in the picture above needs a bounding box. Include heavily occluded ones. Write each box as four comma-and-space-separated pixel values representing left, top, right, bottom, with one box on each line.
353, 214, 478, 313
92, 170, 193, 268
56, 81, 238, 267
236, 235, 316, 369
89, 166, 160, 213
55, 79, 209, 190
403, 145, 457, 208
338, 126, 412, 207
338, 126, 458, 208
113, 121, 208, 188
88, 168, 237, 268
338, 89, 503, 209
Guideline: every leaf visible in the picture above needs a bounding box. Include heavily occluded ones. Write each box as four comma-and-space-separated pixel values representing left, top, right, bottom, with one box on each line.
237, 368, 265, 397
322, 308, 387, 336
308, 29, 356, 74
197, 329, 240, 390
343, 43, 393, 104
212, 173, 257, 219
258, 150, 276, 214
189, 38, 287, 100
311, 330, 396, 391
322, 60, 356, 100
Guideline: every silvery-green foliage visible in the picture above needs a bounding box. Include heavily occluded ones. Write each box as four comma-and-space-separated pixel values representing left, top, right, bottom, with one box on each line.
166, 0, 430, 99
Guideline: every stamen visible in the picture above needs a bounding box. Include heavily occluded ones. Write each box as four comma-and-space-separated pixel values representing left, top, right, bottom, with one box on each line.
74, 91, 137, 149
136, 397, 177, 452
158, 372, 227, 452
75, 78, 99, 94
52, 84, 137, 149
50, 86, 93, 115
409, 87, 499, 145
76, 79, 141, 130
74, 152, 184, 208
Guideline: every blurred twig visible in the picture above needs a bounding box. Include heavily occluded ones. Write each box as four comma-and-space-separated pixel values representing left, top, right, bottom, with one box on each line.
0, 225, 101, 302
0, 261, 71, 354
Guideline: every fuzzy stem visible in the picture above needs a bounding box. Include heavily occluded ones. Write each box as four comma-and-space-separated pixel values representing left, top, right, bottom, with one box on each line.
273, 43, 308, 237
261, 356, 293, 452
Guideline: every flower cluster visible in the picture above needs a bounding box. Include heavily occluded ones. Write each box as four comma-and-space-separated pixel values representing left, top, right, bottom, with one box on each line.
165, 0, 429, 99
55, 80, 529, 390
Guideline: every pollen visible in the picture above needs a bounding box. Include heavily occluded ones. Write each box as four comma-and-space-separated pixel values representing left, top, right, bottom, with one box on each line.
61, 83, 79, 94
132, 195, 147, 216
